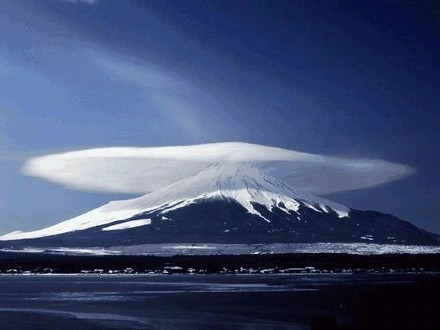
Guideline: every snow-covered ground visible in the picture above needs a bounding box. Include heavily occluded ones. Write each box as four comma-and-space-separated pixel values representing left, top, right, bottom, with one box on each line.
3, 243, 440, 256
112, 243, 440, 256
102, 219, 151, 231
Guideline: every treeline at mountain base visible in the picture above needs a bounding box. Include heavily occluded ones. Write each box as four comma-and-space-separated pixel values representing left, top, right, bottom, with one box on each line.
1, 252, 440, 274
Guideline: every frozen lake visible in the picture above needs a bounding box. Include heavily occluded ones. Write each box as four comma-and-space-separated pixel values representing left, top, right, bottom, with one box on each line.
0, 273, 438, 329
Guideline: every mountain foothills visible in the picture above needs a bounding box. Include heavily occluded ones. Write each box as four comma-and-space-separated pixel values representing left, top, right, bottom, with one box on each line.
1, 162, 438, 248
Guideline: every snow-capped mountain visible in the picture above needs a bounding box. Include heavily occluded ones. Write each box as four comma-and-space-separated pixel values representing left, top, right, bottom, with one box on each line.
1, 162, 438, 247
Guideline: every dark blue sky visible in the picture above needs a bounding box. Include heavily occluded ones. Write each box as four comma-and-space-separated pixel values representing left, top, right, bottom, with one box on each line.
0, 0, 439, 234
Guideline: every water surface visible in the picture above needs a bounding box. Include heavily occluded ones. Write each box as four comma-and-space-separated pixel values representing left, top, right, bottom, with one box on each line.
0, 273, 438, 329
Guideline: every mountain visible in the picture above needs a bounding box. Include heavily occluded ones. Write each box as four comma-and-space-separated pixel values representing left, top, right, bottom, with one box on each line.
1, 162, 438, 248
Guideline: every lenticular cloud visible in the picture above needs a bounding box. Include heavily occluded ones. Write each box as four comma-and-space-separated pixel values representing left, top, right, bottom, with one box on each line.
22, 142, 413, 195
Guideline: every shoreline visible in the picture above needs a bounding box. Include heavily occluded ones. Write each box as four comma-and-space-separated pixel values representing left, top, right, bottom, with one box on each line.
1, 251, 440, 275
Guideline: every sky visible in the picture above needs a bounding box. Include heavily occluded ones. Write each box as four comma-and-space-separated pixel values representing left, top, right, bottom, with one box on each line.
0, 0, 439, 234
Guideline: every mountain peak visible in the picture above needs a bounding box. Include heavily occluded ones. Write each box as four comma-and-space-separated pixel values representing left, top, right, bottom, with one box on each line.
133, 161, 349, 221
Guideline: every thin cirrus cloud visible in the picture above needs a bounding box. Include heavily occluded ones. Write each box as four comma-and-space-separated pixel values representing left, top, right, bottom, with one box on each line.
22, 142, 414, 196
91, 52, 210, 140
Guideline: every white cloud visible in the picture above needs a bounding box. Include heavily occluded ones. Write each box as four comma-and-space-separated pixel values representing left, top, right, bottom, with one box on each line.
22, 142, 414, 195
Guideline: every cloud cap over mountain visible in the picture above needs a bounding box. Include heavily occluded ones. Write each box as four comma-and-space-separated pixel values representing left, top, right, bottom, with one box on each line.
22, 142, 414, 195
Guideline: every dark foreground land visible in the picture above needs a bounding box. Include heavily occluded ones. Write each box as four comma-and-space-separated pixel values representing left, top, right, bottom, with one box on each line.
0, 273, 439, 329
1, 251, 440, 274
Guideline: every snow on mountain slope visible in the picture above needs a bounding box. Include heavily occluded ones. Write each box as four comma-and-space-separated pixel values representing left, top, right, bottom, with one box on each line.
0, 162, 349, 241
102, 219, 152, 231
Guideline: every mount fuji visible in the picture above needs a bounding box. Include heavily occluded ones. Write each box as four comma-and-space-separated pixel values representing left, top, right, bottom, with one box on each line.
1, 162, 438, 248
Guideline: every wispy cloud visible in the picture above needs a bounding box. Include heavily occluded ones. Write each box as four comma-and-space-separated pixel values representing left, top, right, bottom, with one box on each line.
95, 55, 180, 89
90, 51, 210, 140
